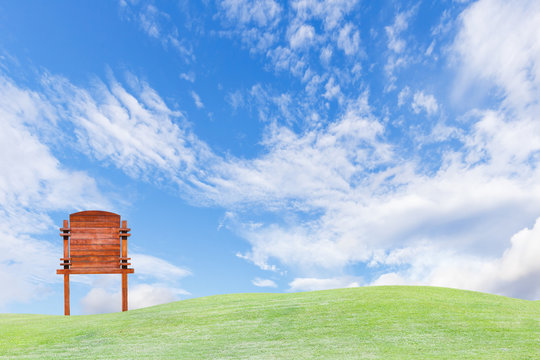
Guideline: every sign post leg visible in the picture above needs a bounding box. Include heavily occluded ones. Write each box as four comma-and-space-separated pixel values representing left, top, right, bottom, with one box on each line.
122, 273, 128, 312
64, 274, 70, 316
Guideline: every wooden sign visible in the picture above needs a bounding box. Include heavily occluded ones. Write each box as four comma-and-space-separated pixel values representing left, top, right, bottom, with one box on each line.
56, 210, 134, 315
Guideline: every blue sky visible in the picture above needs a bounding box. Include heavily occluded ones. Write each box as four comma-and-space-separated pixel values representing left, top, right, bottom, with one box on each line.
1, 0, 540, 315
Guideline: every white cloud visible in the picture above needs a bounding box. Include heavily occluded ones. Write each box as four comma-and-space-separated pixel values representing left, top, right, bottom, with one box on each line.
288, 24, 316, 49
267, 46, 306, 76
453, 0, 540, 111
0, 74, 109, 310
121, 3, 193, 61
397, 86, 410, 107
218, 0, 282, 53
289, 277, 360, 292
179, 72, 195, 83
384, 7, 417, 89
385, 8, 414, 53
291, 0, 359, 31
42, 73, 214, 183
372, 215, 540, 300
81, 283, 189, 314
138, 4, 161, 38
411, 90, 439, 115
80, 254, 191, 314
191, 90, 204, 109
227, 90, 245, 110
220, 0, 282, 27
214, 77, 540, 300
130, 253, 191, 282
319, 45, 332, 65
337, 23, 360, 55
252, 278, 278, 287
323, 76, 341, 101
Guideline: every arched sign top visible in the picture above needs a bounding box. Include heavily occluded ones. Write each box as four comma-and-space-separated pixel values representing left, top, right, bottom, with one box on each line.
70, 210, 120, 217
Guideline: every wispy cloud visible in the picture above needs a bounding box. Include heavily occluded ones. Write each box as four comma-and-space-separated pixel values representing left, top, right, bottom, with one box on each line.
80, 253, 191, 314
412, 90, 438, 115
384, 7, 418, 90
453, 0, 540, 111
289, 277, 361, 292
0, 71, 195, 311
81, 282, 189, 314
0, 74, 110, 309
120, 1, 194, 61
191, 91, 204, 109
337, 23, 360, 56
252, 278, 278, 288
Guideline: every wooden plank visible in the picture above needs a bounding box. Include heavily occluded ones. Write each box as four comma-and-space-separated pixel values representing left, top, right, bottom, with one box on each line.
70, 214, 120, 220
70, 244, 120, 250
70, 234, 120, 240
69, 262, 132, 268
70, 244, 121, 250
70, 221, 121, 228
70, 238, 120, 245
71, 261, 119, 266
57, 268, 134, 274
71, 260, 119, 265
71, 262, 119, 267
70, 235, 119, 241
71, 227, 119, 231
70, 250, 120, 256
71, 255, 120, 261
70, 228, 120, 234
71, 220, 118, 224
70, 250, 120, 255
70, 238, 119, 244
71, 259, 119, 264
71, 263, 120, 269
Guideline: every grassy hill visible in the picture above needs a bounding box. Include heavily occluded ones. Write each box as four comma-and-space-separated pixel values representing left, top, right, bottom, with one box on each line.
0, 286, 538, 359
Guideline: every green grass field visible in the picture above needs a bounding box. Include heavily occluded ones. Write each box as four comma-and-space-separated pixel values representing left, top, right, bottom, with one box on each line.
1, 286, 538, 359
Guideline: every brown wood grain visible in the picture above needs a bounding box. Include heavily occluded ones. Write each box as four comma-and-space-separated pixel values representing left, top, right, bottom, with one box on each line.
70, 250, 120, 256
70, 223, 120, 229
70, 243, 119, 249
70, 255, 120, 261
70, 238, 120, 245
71, 263, 120, 269
71, 227, 120, 237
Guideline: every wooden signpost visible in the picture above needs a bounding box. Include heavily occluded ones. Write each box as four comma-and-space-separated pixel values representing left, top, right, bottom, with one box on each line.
56, 210, 134, 315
